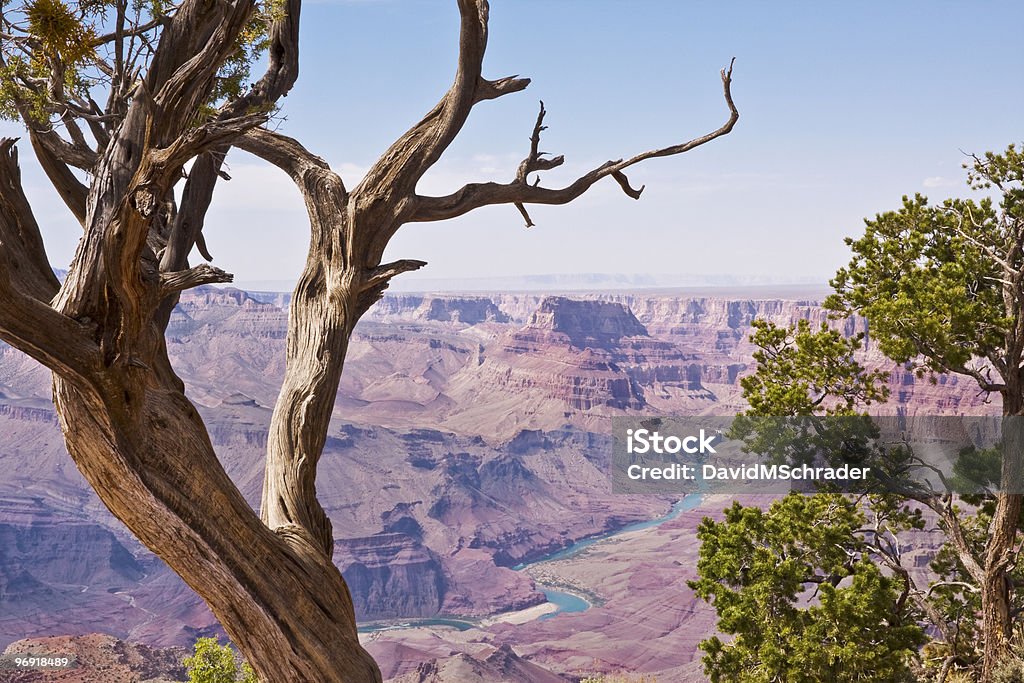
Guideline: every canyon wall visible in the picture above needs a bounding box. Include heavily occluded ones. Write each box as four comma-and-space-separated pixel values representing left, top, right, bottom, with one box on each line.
0, 287, 995, 655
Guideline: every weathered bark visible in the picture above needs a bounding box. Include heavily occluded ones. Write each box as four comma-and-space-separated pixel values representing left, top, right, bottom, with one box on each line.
981, 497, 1020, 679
0, 140, 61, 299
928, 464, 1021, 681
52, 377, 380, 681
262, 156, 354, 556
0, 0, 739, 680
27, 132, 89, 227
979, 413, 1024, 680
240, 0, 738, 564
896, 440, 1012, 680
1, 0, 378, 677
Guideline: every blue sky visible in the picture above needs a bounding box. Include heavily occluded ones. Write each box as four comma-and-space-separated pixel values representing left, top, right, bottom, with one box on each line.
10, 0, 1024, 287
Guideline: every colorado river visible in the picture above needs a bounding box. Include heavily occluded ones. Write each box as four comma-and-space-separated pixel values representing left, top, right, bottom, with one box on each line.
520, 493, 702, 620
358, 493, 702, 633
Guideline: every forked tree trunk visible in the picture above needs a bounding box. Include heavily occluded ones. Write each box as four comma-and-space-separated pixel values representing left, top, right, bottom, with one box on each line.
261, 179, 357, 557
43, 158, 381, 680
0, 1, 739, 680
51, 374, 381, 681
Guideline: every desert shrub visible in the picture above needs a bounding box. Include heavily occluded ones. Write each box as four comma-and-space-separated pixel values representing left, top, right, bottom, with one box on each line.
183, 638, 257, 683
992, 656, 1024, 683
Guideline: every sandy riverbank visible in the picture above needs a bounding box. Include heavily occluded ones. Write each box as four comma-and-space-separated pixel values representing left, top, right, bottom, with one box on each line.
480, 601, 559, 626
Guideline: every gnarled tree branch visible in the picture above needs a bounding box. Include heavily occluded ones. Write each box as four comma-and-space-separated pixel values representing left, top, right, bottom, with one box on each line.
474, 74, 531, 102
0, 259, 103, 389
236, 122, 350, 556
159, 263, 234, 294
411, 58, 739, 226
354, 0, 495, 262
0, 138, 61, 300
0, 139, 101, 383
237, 2, 740, 565
159, 152, 222, 274
28, 132, 89, 226
236, 126, 334, 186
154, 0, 304, 330
359, 258, 427, 313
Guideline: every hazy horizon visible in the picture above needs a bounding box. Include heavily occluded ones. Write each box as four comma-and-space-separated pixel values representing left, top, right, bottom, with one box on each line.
229, 271, 832, 296
4, 1, 1022, 287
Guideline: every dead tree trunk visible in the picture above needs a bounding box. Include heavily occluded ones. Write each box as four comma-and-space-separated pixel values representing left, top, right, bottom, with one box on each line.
0, 0, 738, 679
51, 379, 381, 680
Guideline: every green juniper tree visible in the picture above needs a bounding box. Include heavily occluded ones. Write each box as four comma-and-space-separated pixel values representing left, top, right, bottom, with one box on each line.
828, 144, 1024, 680
694, 144, 1024, 682
690, 494, 926, 683
693, 320, 931, 681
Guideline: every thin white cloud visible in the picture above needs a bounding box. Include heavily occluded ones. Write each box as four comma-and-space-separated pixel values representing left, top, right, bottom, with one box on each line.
207, 162, 305, 211
335, 162, 369, 187
922, 176, 956, 188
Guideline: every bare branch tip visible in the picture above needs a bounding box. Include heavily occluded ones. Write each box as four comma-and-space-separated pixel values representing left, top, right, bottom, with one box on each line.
515, 202, 535, 228
363, 259, 428, 291
612, 170, 645, 200
159, 264, 234, 294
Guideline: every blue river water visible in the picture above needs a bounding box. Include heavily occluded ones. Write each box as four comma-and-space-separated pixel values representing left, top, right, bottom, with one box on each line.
357, 617, 476, 633
537, 589, 590, 620
357, 493, 702, 632
512, 493, 703, 571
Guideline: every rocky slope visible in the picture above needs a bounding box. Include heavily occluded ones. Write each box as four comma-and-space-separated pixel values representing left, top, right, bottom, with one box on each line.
389, 644, 570, 683
1, 633, 187, 682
